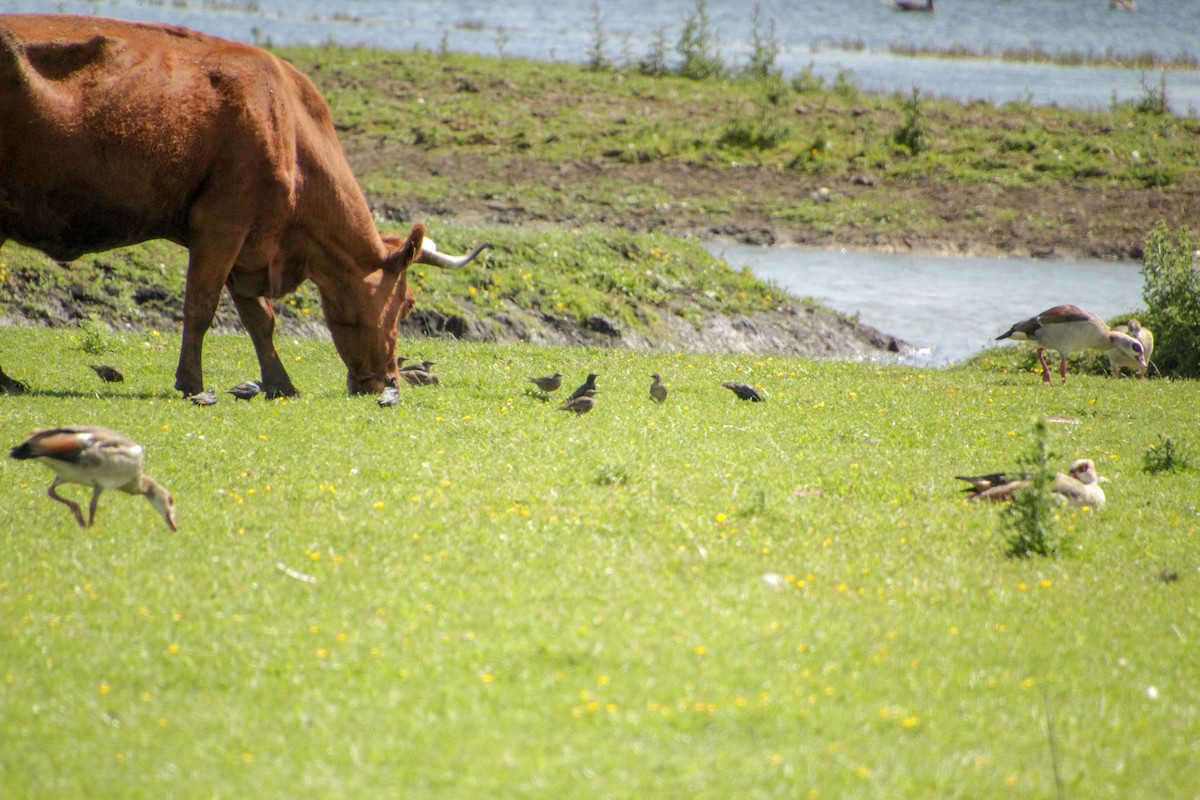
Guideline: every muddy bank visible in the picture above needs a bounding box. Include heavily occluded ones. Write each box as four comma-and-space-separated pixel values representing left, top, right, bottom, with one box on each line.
399, 300, 911, 362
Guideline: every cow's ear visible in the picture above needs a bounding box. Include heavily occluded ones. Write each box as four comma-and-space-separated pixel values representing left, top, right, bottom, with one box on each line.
383, 223, 425, 274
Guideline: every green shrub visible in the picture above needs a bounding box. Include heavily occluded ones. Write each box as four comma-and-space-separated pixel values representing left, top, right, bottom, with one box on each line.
892, 87, 928, 156
675, 0, 724, 80
1001, 417, 1063, 559
1142, 434, 1195, 474
1140, 222, 1200, 378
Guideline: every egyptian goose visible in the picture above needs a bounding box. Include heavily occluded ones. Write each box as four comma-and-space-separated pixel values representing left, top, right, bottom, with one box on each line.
996, 304, 1145, 384
558, 389, 597, 414
9, 426, 177, 530
649, 374, 668, 404
958, 459, 1106, 509
528, 372, 563, 394
567, 373, 599, 402
722, 381, 766, 401
1107, 319, 1154, 378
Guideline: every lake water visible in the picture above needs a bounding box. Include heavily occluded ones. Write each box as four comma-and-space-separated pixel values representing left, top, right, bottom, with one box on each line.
9, 0, 1200, 112
709, 244, 1144, 366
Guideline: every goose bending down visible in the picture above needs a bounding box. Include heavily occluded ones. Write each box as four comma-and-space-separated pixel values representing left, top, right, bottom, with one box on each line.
996, 304, 1145, 384
1107, 319, 1154, 378
10, 426, 177, 530
957, 458, 1106, 509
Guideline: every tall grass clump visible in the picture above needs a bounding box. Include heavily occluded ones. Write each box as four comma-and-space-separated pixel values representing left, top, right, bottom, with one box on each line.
1001, 417, 1062, 559
1139, 221, 1200, 378
742, 3, 781, 81
892, 87, 928, 156
1134, 70, 1171, 116
1142, 434, 1195, 475
585, 2, 611, 72
675, 0, 724, 80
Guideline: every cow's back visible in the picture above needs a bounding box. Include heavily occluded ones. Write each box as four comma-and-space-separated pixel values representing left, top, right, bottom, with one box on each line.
0, 15, 332, 261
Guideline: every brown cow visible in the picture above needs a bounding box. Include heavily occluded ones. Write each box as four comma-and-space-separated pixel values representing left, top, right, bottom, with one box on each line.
0, 14, 488, 397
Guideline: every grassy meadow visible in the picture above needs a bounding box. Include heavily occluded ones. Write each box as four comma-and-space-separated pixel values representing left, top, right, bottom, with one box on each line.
1, 325, 1197, 798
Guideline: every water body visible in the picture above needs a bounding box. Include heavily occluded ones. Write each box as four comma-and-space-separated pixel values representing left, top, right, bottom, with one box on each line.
12, 0, 1200, 112
709, 244, 1144, 366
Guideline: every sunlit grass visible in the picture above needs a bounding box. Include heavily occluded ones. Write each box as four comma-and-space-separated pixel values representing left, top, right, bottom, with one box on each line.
1, 326, 1197, 797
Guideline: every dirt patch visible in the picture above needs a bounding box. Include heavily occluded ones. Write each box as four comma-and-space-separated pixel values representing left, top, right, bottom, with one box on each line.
353, 145, 1187, 262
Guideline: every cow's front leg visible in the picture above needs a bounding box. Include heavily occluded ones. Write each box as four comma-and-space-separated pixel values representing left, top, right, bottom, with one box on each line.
228, 292, 299, 398
176, 230, 245, 396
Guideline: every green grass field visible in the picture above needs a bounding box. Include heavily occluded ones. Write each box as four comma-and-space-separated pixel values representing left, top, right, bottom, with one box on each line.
1, 325, 1196, 798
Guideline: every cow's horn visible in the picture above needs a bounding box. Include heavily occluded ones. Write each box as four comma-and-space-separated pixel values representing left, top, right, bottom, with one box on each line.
417, 240, 493, 269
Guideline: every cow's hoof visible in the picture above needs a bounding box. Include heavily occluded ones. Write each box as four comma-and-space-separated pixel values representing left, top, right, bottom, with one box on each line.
264, 384, 300, 399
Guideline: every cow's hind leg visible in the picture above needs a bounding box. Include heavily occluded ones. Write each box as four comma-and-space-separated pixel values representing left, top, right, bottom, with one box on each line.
228, 291, 299, 398
176, 230, 247, 396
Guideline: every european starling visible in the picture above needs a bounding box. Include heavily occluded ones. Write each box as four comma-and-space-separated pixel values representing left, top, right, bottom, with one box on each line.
0, 364, 28, 395
567, 373, 598, 401
89, 364, 124, 383
649, 373, 668, 404
188, 389, 219, 406
722, 381, 765, 401
225, 380, 263, 401
401, 360, 436, 372
558, 389, 596, 414
377, 386, 400, 407
9, 425, 177, 531
528, 371, 563, 393
400, 370, 439, 386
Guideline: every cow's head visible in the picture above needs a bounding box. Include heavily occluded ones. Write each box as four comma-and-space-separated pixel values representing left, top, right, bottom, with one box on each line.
325, 223, 492, 395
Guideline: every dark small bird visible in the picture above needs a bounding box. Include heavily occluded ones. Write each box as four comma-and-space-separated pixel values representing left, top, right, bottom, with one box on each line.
568, 373, 599, 401
0, 364, 28, 394
528, 371, 563, 394
188, 389, 219, 407
400, 370, 439, 386
89, 364, 124, 383
558, 389, 597, 414
377, 386, 400, 407
225, 381, 263, 401
649, 373, 668, 404
10, 425, 177, 531
722, 381, 765, 401
401, 360, 436, 372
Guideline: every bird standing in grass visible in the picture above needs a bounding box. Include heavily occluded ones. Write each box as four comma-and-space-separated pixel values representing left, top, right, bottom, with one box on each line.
722, 381, 765, 401
558, 389, 597, 414
89, 364, 124, 383
377, 386, 400, 407
9, 426, 177, 530
995, 304, 1145, 385
400, 369, 439, 386
528, 371, 563, 394
568, 373, 598, 401
1107, 319, 1154, 378
225, 381, 263, 401
0, 364, 28, 394
189, 389, 219, 406
649, 373, 668, 404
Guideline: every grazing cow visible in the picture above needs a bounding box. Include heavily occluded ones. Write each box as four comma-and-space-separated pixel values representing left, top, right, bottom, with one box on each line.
0, 15, 488, 397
